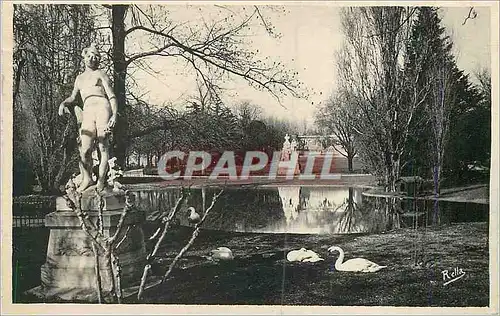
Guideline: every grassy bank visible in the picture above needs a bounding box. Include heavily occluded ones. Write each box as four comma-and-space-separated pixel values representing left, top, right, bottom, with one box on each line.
16, 221, 488, 306
135, 222, 489, 306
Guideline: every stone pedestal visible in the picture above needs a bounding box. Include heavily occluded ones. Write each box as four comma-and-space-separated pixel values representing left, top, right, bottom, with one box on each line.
27, 191, 148, 302
277, 164, 301, 177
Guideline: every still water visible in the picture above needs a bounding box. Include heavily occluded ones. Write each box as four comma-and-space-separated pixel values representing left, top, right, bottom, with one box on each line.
131, 186, 488, 235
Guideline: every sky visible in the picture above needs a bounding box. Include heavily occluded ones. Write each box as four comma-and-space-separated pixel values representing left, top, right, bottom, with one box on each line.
129, 4, 492, 131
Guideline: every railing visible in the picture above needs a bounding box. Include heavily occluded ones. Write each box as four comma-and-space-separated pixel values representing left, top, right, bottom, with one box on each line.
12, 195, 56, 228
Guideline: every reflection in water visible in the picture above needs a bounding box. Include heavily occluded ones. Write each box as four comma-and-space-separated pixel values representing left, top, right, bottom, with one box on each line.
270, 186, 390, 234
278, 187, 300, 224
132, 186, 390, 234
134, 189, 184, 222
130, 186, 488, 235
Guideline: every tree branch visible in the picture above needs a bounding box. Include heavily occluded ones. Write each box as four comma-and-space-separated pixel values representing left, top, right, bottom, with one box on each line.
126, 43, 175, 66
123, 24, 300, 102
161, 189, 224, 283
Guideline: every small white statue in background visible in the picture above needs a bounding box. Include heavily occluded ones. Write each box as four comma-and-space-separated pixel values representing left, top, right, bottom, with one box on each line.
281, 134, 292, 161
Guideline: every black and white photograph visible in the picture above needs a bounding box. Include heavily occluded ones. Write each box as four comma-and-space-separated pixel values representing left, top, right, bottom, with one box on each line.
1, 1, 498, 314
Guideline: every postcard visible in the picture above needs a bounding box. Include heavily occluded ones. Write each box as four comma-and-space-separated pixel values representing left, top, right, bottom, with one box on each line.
1, 1, 498, 315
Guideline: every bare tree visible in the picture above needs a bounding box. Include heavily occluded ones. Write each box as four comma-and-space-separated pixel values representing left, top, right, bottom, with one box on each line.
233, 101, 263, 128
315, 91, 357, 172
13, 4, 96, 193
406, 7, 468, 197
336, 7, 439, 191
98, 5, 305, 166
427, 60, 455, 196
337, 7, 420, 191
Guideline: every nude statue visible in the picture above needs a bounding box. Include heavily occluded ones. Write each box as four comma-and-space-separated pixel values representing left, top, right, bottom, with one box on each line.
58, 44, 118, 193
281, 134, 292, 161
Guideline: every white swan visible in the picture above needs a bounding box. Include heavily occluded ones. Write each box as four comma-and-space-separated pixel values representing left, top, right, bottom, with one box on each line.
187, 206, 201, 224
287, 248, 324, 263
210, 247, 234, 261
328, 246, 387, 272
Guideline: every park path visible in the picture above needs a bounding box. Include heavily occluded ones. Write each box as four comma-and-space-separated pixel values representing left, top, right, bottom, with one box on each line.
122, 169, 376, 189
363, 184, 489, 205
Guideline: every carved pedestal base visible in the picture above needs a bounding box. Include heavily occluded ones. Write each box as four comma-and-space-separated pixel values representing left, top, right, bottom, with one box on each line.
27, 192, 149, 302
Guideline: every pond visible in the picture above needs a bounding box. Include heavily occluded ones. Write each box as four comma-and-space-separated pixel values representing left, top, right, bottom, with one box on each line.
131, 186, 489, 235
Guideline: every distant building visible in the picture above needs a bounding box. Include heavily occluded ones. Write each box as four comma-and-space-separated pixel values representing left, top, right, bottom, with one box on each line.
297, 135, 348, 157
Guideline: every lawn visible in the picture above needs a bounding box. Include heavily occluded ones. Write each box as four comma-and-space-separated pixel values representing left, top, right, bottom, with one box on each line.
14, 216, 489, 306
132, 221, 489, 306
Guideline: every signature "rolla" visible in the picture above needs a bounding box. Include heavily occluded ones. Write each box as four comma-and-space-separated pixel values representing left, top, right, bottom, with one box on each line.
442, 267, 466, 286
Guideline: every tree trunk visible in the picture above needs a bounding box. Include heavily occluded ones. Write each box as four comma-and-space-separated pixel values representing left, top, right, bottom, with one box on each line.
392, 156, 400, 192
112, 5, 128, 168
347, 154, 353, 173
385, 152, 400, 193
347, 187, 354, 211
13, 59, 26, 105
36, 168, 50, 194
432, 163, 441, 225
156, 151, 162, 167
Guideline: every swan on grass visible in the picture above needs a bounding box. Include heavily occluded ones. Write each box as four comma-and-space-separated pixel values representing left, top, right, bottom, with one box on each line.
328, 246, 387, 272
287, 248, 324, 263
210, 247, 234, 261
